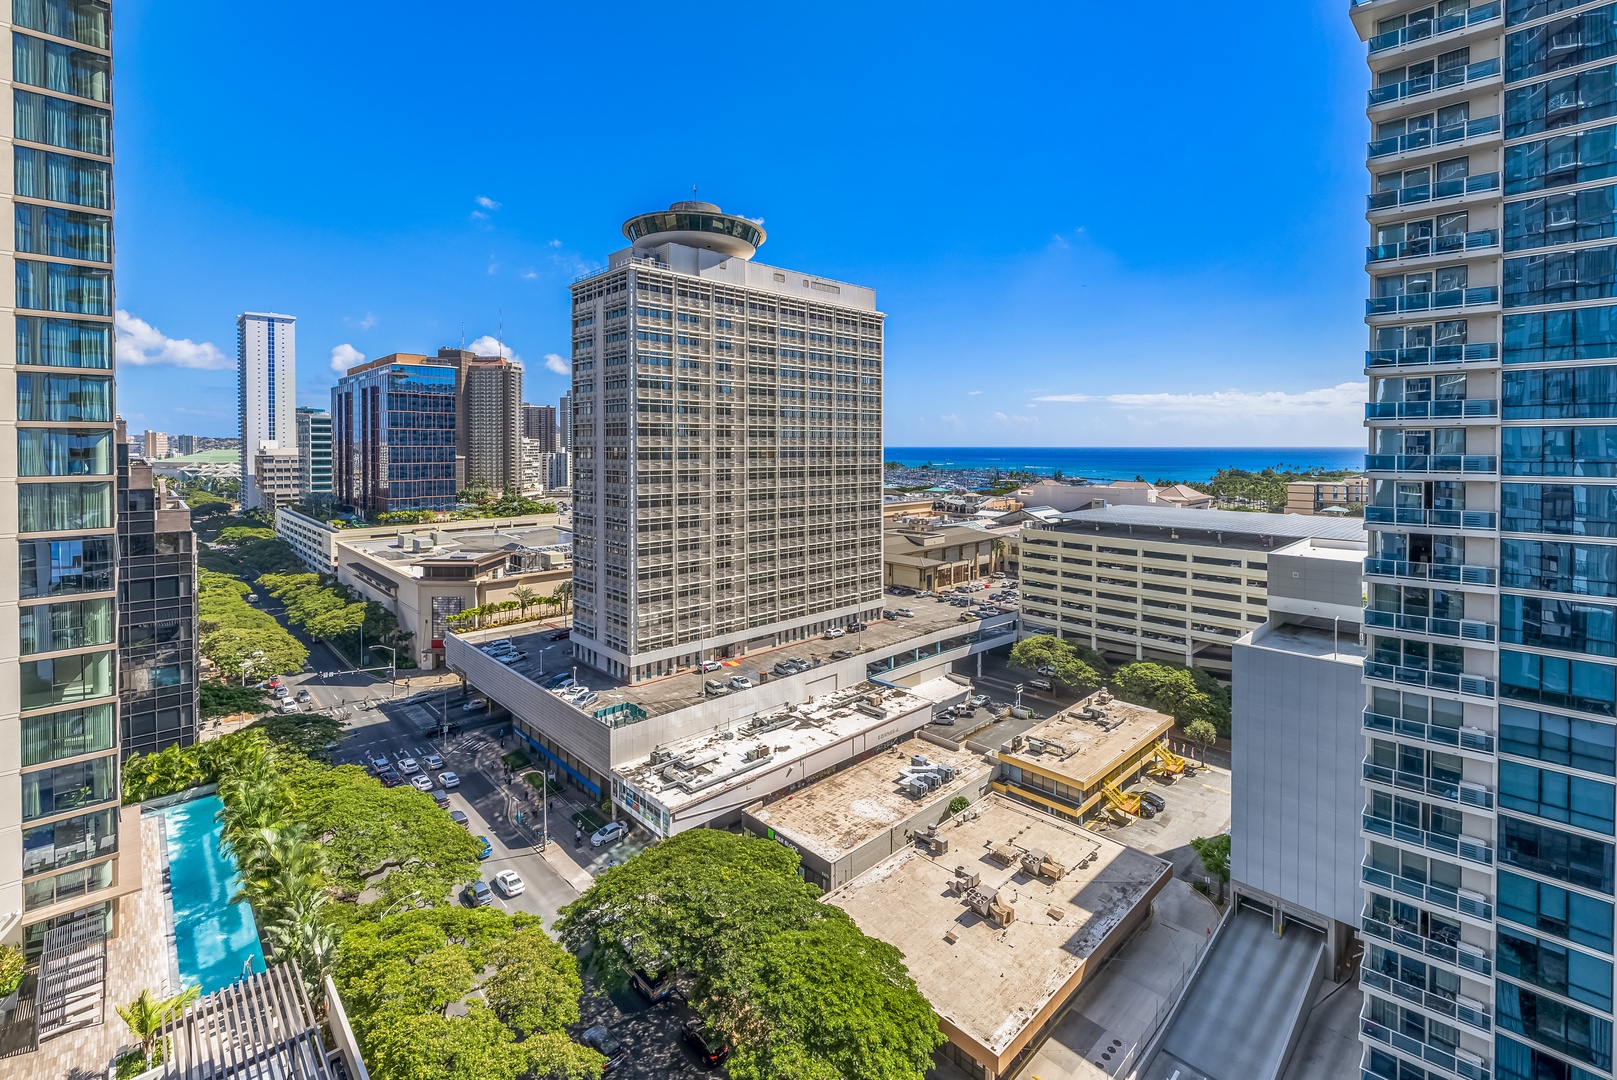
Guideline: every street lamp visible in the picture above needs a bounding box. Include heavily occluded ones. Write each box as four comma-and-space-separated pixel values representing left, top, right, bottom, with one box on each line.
369, 645, 397, 691
240, 650, 266, 687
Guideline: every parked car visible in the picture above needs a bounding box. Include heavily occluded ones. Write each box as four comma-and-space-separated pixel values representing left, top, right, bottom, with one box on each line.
432, 789, 450, 809
728, 675, 753, 691
1140, 791, 1167, 813
463, 880, 494, 907
823, 627, 846, 639
449, 810, 470, 828
580, 1025, 630, 1072
396, 756, 420, 775
462, 697, 488, 712
880, 609, 898, 620
477, 835, 493, 860
829, 649, 853, 660
931, 709, 956, 726
1028, 677, 1053, 691
959, 612, 979, 623
846, 622, 866, 632
541, 672, 573, 689
895, 608, 915, 618
409, 774, 434, 792
591, 821, 628, 847
950, 597, 972, 607
295, 689, 312, 703
574, 692, 599, 709
439, 771, 460, 789
969, 694, 990, 708
549, 627, 572, 641
698, 660, 723, 672
494, 652, 521, 665
683, 1017, 731, 1066
705, 680, 732, 697
378, 769, 402, 787
493, 870, 526, 897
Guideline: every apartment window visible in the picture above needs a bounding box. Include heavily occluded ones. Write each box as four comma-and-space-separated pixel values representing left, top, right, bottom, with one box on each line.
1505, 426, 1617, 476
15, 258, 109, 314
17, 428, 110, 475
20, 751, 115, 820
14, 146, 108, 208
1506, 7, 1617, 81
12, 31, 107, 101
1502, 703, 1617, 774
15, 203, 110, 262
23, 859, 112, 911
1499, 869, 1616, 951
21, 804, 115, 876
20, 648, 111, 710
16, 371, 110, 422
1497, 1034, 1605, 1080
1496, 980, 1613, 1070
1505, 64, 1617, 140
1500, 759, 1617, 833
1502, 647, 1617, 717
19, 596, 112, 654
19, 536, 113, 598
1504, 482, 1617, 536
1505, 367, 1617, 419
12, 0, 109, 48
20, 702, 112, 766
1499, 926, 1615, 1011
12, 88, 107, 155
18, 480, 109, 532
1499, 813, 1616, 892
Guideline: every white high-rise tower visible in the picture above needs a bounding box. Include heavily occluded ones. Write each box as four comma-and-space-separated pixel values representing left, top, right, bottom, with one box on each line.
237, 311, 297, 508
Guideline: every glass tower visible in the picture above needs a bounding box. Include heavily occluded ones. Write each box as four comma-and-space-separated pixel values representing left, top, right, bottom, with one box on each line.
331, 355, 458, 514
4, 0, 123, 959
1355, 3, 1617, 1079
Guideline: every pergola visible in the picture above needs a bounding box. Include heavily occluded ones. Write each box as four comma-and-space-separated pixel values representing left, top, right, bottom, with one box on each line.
154, 962, 340, 1079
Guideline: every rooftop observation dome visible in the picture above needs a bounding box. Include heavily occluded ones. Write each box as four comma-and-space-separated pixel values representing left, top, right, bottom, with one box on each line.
622, 200, 766, 260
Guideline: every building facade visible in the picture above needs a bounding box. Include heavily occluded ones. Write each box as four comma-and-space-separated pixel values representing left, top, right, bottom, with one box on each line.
524, 403, 557, 449
4, 0, 135, 967
558, 392, 570, 452
438, 347, 522, 493
1018, 506, 1362, 675
140, 429, 166, 460
116, 424, 198, 759
294, 406, 332, 499
331, 354, 458, 515
1284, 476, 1371, 516
249, 444, 299, 512
567, 201, 884, 683
236, 311, 296, 509
1350, 7, 1617, 1080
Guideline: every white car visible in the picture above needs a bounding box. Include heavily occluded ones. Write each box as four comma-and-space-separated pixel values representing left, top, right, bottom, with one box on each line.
409, 774, 433, 792
423, 754, 444, 770
493, 870, 526, 897
728, 675, 753, 691
438, 771, 460, 789
590, 821, 629, 847
698, 660, 723, 673
823, 627, 845, 639
396, 757, 420, 775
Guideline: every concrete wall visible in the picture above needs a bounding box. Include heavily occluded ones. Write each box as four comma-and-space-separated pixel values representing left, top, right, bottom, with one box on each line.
1267, 541, 1365, 623
1231, 636, 1364, 927
446, 636, 612, 778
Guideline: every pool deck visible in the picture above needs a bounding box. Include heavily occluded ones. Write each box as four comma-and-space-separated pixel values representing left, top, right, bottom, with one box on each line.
11, 812, 178, 1077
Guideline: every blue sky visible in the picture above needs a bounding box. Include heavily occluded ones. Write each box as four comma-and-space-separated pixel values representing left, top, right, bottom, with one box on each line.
112, 1, 1370, 447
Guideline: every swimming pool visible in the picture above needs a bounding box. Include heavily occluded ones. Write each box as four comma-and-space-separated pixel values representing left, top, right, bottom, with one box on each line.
160, 795, 265, 994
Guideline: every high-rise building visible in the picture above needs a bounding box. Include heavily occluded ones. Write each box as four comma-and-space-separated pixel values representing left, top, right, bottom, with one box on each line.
237, 311, 297, 508
172, 433, 196, 455
140, 429, 168, 460
568, 201, 884, 682
4, 0, 130, 970
116, 422, 198, 759
437, 347, 522, 493
331, 353, 458, 514
1349, 8, 1615, 1080
295, 407, 333, 498
251, 444, 300, 512
558, 392, 571, 451
524, 403, 558, 450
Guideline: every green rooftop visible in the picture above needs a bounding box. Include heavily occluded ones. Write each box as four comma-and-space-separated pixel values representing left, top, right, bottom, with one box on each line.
160, 449, 240, 463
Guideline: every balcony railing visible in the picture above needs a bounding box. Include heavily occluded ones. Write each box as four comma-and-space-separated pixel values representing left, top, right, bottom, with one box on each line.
1366, 286, 1499, 316
1366, 342, 1500, 369
1364, 659, 1497, 699
1364, 559, 1497, 587
1360, 1012, 1493, 1080
1369, 115, 1501, 160
1364, 607, 1498, 643
1363, 862, 1494, 921
1366, 400, 1498, 420
1363, 912, 1494, 976
1369, 58, 1502, 108
1363, 758, 1496, 809
1363, 811, 1494, 865
1365, 506, 1497, 530
1361, 967, 1493, 1032
1364, 454, 1499, 475
1368, 2, 1502, 54
1369, 171, 1501, 212
1368, 229, 1500, 263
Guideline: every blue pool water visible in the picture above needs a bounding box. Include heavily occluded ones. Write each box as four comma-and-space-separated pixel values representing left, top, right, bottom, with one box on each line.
161, 795, 265, 994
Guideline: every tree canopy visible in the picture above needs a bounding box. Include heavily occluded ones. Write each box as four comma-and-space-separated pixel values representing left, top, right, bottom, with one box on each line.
1191, 833, 1231, 883
1008, 635, 1104, 692
198, 570, 307, 677
554, 830, 942, 1080
1111, 662, 1232, 737
334, 907, 603, 1080
257, 571, 414, 668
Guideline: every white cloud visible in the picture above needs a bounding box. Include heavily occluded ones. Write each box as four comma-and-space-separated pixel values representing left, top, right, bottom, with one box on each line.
991, 411, 1008, 423
1030, 382, 1365, 445
358, 312, 376, 330
522, 270, 538, 280
475, 195, 501, 210
1034, 382, 1364, 417
471, 211, 489, 221
967, 390, 982, 396
544, 353, 570, 375
938, 413, 961, 428
115, 310, 230, 369
468, 335, 519, 361
548, 239, 563, 248
329, 343, 365, 374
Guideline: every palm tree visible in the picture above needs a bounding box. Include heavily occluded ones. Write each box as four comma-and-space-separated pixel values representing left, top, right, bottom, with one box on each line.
512, 586, 536, 619
553, 581, 573, 625
262, 885, 339, 1002
117, 985, 200, 1065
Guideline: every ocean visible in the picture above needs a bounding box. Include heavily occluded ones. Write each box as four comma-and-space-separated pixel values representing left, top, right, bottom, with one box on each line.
883, 446, 1364, 484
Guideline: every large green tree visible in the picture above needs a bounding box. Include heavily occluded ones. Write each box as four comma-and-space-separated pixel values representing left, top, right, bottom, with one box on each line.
1008, 634, 1102, 692
555, 831, 942, 1080
1112, 661, 1232, 737
334, 907, 602, 1080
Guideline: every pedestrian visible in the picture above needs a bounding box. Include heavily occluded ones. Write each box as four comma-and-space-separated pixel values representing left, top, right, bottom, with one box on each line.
575, 827, 583, 845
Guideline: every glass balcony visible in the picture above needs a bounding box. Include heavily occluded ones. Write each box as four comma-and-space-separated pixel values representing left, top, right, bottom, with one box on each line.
1366, 287, 1499, 316
1362, 757, 1496, 808
1362, 911, 1493, 976
1368, 230, 1500, 263
1363, 861, 1494, 920
1369, 172, 1500, 212
1363, 607, 1498, 643
1363, 811, 1495, 865
1363, 560, 1496, 587
1368, 2, 1502, 54
1365, 400, 1498, 420
1369, 116, 1501, 160
1364, 506, 1498, 530
1363, 455, 1499, 475
1365, 343, 1500, 369
1361, 966, 1493, 1032
1364, 708, 1496, 753
1369, 58, 1502, 108
1363, 659, 1497, 698
1361, 1019, 1493, 1080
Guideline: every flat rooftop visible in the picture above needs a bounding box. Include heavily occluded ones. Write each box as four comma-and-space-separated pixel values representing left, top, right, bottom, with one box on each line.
998, 693, 1175, 787
1048, 505, 1364, 548
339, 524, 567, 565
615, 678, 955, 815
465, 591, 1016, 720
826, 794, 1170, 1060
1248, 620, 1367, 662
746, 737, 995, 864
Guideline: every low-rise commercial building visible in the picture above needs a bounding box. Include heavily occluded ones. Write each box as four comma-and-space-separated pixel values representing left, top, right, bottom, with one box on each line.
1019, 505, 1363, 674
993, 693, 1175, 823
273, 506, 561, 574
882, 522, 1009, 592
333, 523, 571, 669
1284, 476, 1369, 517
249, 443, 300, 511
825, 794, 1171, 1080
743, 735, 995, 891
1011, 478, 1209, 514
149, 449, 240, 486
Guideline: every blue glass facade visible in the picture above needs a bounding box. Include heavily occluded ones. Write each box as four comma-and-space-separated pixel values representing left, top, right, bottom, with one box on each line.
330, 359, 457, 513
1359, 1, 1617, 1077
